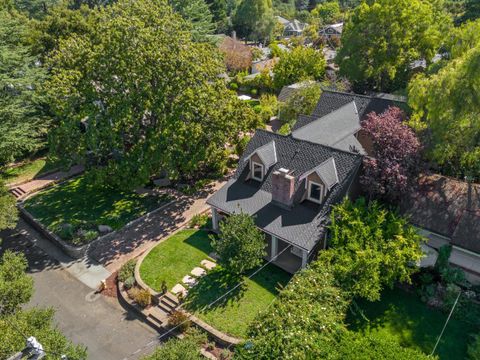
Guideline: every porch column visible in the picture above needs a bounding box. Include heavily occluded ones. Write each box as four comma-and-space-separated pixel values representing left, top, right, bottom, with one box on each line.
211, 207, 219, 232
301, 249, 309, 269
270, 235, 278, 261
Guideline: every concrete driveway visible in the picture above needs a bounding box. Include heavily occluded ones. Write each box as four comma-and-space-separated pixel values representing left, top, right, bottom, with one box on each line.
0, 222, 162, 360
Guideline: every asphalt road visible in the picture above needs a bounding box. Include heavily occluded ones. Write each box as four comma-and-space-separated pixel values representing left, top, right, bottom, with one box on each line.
1, 222, 162, 360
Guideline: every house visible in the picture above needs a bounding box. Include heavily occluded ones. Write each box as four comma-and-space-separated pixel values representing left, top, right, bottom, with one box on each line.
277, 80, 316, 103
319, 22, 343, 38
276, 16, 308, 37
290, 89, 407, 155
207, 130, 362, 273
401, 174, 480, 283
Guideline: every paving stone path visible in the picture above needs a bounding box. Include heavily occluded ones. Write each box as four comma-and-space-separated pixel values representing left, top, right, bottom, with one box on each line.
9, 165, 84, 199
88, 178, 228, 272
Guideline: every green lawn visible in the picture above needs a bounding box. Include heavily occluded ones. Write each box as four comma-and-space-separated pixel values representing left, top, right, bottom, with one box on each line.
347, 287, 478, 360
1, 158, 59, 185
24, 176, 170, 238
140, 229, 292, 338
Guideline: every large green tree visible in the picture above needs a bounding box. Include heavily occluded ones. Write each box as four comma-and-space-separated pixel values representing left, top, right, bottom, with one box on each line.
273, 46, 325, 90
336, 0, 450, 92
0, 9, 49, 167
232, 0, 276, 42
47, 0, 260, 189
328, 198, 424, 301
170, 0, 215, 42
205, 0, 228, 32
409, 21, 480, 179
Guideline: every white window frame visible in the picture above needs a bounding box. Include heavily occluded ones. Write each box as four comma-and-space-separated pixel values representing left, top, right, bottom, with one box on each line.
307, 180, 323, 204
251, 161, 264, 181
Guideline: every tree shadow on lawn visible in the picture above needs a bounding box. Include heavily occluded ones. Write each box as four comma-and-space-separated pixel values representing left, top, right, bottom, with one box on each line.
184, 268, 247, 312
347, 288, 474, 357
183, 230, 215, 256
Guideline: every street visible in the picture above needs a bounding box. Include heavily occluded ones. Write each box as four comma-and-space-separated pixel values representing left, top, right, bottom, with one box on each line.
0, 220, 162, 360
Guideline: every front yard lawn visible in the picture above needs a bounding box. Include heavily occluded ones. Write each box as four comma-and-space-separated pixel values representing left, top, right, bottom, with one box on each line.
23, 176, 171, 243
347, 287, 478, 360
140, 229, 292, 338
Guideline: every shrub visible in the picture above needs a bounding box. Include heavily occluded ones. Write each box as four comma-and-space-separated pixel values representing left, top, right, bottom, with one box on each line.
168, 310, 191, 333
258, 94, 278, 122
229, 82, 238, 91
250, 88, 257, 96
83, 230, 99, 242
189, 213, 209, 229
278, 123, 291, 135
118, 259, 136, 282
468, 334, 480, 360
134, 288, 151, 308
235, 136, 251, 157
124, 276, 135, 290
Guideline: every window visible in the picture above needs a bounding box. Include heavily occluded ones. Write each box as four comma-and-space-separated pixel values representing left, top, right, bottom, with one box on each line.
307, 181, 323, 203
251, 161, 264, 181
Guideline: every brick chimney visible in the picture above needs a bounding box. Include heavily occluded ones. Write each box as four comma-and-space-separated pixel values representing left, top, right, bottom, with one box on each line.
272, 168, 295, 208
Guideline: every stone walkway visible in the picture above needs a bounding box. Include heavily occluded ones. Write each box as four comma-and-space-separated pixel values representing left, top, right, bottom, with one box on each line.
89, 178, 228, 272
9, 164, 84, 199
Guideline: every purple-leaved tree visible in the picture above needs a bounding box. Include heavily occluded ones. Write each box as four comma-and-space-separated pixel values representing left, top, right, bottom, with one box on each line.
360, 107, 422, 203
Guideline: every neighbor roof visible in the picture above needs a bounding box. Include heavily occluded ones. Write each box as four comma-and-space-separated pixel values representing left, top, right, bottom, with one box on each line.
299, 89, 407, 130
207, 130, 362, 251
401, 174, 480, 254
292, 101, 365, 154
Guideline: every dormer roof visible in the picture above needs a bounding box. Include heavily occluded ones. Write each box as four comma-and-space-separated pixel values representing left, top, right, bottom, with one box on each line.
244, 140, 277, 171
299, 157, 339, 190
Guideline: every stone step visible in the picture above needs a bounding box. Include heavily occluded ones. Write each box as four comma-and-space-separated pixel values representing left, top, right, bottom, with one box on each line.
164, 291, 180, 304
9, 187, 26, 198
161, 296, 178, 309
146, 313, 164, 330
158, 302, 174, 314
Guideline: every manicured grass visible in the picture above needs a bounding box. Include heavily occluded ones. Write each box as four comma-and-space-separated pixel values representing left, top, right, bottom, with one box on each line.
140, 229, 292, 338
140, 229, 215, 291
24, 176, 170, 236
1, 158, 59, 185
184, 264, 291, 338
347, 287, 478, 360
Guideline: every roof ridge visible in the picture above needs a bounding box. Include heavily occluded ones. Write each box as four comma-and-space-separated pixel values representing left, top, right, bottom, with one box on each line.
254, 128, 364, 159
320, 87, 407, 103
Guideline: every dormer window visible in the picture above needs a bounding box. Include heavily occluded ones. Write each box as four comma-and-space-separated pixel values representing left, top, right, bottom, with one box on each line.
307, 181, 323, 204
252, 161, 264, 181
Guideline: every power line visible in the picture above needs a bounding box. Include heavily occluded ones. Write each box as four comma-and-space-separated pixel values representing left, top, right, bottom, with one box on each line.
124, 243, 294, 359
430, 289, 462, 357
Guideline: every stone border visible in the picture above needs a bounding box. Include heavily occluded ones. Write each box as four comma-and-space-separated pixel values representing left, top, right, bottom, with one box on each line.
134, 223, 243, 347
19, 196, 176, 260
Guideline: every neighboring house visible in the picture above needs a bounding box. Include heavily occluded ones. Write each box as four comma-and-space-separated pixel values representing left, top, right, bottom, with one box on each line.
277, 80, 316, 103
290, 89, 407, 155
276, 16, 308, 37
401, 174, 480, 283
319, 22, 343, 38
207, 129, 362, 274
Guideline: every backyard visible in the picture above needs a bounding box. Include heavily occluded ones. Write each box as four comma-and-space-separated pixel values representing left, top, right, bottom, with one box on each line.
23, 175, 171, 244
1, 157, 59, 185
140, 229, 292, 338
347, 287, 478, 359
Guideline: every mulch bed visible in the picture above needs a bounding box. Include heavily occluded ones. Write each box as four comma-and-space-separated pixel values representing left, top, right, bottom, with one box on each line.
102, 271, 119, 298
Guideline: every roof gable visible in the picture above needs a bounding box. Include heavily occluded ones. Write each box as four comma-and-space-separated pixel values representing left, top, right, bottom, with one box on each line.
244, 140, 277, 170
299, 157, 339, 190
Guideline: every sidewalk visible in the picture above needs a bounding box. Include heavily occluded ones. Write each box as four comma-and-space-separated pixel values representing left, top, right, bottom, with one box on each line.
9, 165, 84, 199
88, 178, 227, 272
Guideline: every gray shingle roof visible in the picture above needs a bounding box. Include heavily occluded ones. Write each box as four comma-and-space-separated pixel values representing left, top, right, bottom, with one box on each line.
244, 140, 277, 170
292, 101, 361, 147
207, 130, 362, 251
303, 89, 407, 129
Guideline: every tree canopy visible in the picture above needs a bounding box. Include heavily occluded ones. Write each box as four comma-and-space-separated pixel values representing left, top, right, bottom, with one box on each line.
47, 0, 260, 189
360, 107, 422, 203
336, 0, 450, 92
0, 9, 49, 167
328, 198, 424, 301
0, 182, 17, 232
211, 212, 266, 275
273, 46, 325, 90
279, 82, 322, 127
170, 0, 215, 42
408, 21, 480, 179
232, 0, 276, 42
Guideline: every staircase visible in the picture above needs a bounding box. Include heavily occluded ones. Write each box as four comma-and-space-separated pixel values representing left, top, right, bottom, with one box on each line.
145, 292, 179, 329
9, 187, 26, 199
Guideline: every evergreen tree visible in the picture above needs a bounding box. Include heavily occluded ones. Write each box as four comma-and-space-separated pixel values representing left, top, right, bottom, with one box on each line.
232, 0, 276, 42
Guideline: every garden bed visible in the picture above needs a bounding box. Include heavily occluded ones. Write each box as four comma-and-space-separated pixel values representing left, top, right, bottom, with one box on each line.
140, 229, 292, 338
347, 287, 479, 359
23, 176, 172, 246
